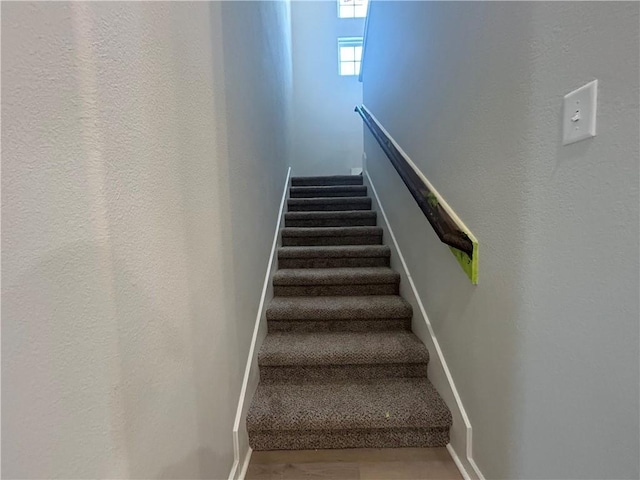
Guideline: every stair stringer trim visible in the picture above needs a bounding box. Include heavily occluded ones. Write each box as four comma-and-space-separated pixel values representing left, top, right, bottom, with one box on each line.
228, 167, 292, 480
364, 170, 485, 480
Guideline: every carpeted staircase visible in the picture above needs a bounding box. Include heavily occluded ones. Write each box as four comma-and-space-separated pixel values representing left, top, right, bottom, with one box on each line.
246, 175, 452, 451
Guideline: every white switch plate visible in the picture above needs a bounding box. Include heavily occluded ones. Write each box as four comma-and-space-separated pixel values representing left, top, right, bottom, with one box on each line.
563, 79, 598, 145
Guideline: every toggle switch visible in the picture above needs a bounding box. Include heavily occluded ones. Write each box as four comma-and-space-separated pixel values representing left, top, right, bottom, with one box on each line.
563, 79, 597, 145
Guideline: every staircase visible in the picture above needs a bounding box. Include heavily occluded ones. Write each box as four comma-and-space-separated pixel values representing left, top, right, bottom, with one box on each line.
246, 175, 452, 451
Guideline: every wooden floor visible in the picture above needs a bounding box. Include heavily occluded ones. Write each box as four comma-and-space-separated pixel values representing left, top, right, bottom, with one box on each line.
245, 447, 463, 480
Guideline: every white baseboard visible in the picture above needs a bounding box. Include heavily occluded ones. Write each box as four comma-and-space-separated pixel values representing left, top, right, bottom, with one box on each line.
447, 444, 471, 480
237, 448, 252, 480
364, 170, 484, 480
228, 167, 291, 480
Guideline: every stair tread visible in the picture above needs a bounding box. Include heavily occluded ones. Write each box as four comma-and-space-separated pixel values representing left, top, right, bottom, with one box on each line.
266, 295, 412, 320
259, 331, 428, 366
284, 210, 377, 228
278, 245, 390, 259
273, 267, 399, 286
290, 185, 366, 194
285, 211, 376, 219
288, 196, 370, 204
247, 378, 452, 431
291, 175, 363, 186
282, 226, 382, 237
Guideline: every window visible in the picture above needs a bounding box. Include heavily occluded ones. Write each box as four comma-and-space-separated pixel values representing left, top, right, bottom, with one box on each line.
338, 37, 363, 76
337, 0, 368, 18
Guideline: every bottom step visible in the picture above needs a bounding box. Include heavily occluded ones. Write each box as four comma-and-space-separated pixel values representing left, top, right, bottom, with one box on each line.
247, 378, 451, 450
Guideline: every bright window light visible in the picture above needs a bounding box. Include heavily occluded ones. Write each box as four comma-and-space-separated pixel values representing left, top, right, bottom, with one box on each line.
338, 37, 363, 76
338, 0, 368, 19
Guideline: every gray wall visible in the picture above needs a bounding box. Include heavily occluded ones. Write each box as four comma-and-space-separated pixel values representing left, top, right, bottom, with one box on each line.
362, 2, 639, 478
1, 2, 292, 478
290, 0, 364, 176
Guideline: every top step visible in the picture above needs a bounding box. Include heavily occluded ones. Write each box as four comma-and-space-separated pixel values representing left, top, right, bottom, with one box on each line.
291, 175, 363, 187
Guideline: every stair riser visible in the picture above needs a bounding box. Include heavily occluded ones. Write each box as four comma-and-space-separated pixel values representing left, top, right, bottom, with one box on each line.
274, 284, 399, 296
248, 428, 450, 451
278, 257, 389, 269
292, 177, 363, 186
282, 235, 382, 246
267, 318, 411, 333
288, 202, 371, 212
284, 217, 377, 227
290, 189, 367, 198
259, 364, 428, 383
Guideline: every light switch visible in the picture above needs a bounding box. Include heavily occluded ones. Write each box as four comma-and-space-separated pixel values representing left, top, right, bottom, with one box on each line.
563, 79, 597, 145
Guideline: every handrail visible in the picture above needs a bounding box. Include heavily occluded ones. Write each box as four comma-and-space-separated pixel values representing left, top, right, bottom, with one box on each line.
355, 105, 474, 258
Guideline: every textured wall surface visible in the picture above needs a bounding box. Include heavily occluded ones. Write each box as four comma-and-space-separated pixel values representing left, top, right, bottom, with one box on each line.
362, 2, 639, 479
1, 2, 292, 478
289, 0, 364, 176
